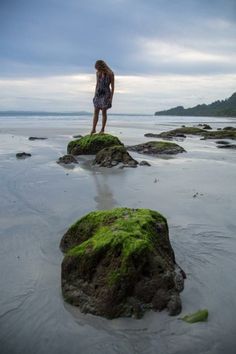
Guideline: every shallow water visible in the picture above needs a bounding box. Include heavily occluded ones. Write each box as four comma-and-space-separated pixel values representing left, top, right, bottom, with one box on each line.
0, 115, 236, 354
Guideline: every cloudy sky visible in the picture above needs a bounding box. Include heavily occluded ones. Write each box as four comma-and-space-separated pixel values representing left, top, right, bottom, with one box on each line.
0, 0, 236, 113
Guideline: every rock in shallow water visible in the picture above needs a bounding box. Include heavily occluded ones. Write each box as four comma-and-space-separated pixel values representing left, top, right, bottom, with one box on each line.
128, 141, 186, 155
60, 207, 185, 319
29, 137, 47, 140
57, 154, 78, 165
16, 152, 31, 159
67, 134, 123, 155
94, 145, 138, 168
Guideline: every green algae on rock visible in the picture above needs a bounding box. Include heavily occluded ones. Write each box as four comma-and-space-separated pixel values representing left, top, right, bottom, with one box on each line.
94, 145, 138, 168
145, 127, 236, 140
67, 133, 123, 155
180, 309, 209, 323
60, 207, 185, 319
127, 141, 186, 155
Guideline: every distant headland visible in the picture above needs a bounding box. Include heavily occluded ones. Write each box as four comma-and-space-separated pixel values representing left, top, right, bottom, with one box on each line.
155, 92, 236, 117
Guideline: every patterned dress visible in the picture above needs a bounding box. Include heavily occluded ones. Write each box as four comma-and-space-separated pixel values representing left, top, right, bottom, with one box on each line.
93, 72, 112, 110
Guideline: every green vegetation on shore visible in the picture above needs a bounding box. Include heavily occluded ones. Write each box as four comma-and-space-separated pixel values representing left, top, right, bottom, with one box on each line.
155, 92, 236, 117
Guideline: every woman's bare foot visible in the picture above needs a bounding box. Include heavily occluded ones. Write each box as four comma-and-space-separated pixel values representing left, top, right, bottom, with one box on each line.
99, 129, 105, 134
90, 129, 96, 135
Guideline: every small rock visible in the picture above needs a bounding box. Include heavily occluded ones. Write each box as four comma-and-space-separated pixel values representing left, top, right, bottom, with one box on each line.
73, 134, 83, 139
57, 154, 78, 165
193, 192, 198, 198
223, 126, 235, 131
217, 144, 236, 149
216, 140, 230, 145
139, 160, 151, 166
16, 152, 31, 159
29, 137, 47, 140
197, 124, 212, 130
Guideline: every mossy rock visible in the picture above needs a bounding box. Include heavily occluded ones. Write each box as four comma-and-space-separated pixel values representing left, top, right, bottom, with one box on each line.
145, 127, 236, 140
152, 127, 205, 139
94, 145, 138, 168
127, 141, 186, 155
60, 207, 185, 319
67, 134, 123, 155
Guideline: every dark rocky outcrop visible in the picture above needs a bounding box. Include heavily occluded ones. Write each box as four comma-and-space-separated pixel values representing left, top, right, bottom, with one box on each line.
197, 124, 212, 130
16, 152, 31, 159
217, 144, 236, 149
67, 134, 123, 155
94, 145, 138, 168
29, 137, 47, 140
139, 160, 151, 166
73, 134, 83, 139
146, 127, 236, 140
60, 207, 185, 319
128, 141, 186, 155
57, 154, 78, 165
216, 140, 230, 145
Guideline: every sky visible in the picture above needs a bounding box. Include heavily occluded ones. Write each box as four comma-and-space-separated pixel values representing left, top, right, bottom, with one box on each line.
0, 0, 236, 114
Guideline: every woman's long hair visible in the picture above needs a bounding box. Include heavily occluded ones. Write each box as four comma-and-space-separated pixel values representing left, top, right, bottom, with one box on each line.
95, 60, 113, 75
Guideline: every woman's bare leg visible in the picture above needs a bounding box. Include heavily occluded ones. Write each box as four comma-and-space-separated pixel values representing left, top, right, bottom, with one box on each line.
100, 109, 107, 133
91, 108, 100, 134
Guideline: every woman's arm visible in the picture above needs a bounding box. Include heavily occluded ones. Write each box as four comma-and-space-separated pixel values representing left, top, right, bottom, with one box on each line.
110, 73, 115, 100
95, 72, 99, 94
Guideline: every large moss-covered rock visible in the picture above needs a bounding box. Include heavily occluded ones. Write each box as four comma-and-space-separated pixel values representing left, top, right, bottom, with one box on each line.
94, 145, 138, 168
60, 208, 185, 319
127, 141, 186, 155
67, 134, 123, 155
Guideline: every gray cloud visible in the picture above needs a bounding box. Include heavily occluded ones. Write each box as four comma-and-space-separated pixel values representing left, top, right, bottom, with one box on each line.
1, 0, 235, 77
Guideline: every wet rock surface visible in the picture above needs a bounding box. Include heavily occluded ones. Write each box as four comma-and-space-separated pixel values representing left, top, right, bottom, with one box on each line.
197, 124, 212, 130
16, 152, 31, 159
94, 145, 138, 168
57, 154, 78, 165
217, 144, 236, 149
128, 141, 186, 155
145, 127, 236, 140
139, 160, 151, 166
60, 208, 185, 319
29, 137, 47, 140
67, 134, 123, 155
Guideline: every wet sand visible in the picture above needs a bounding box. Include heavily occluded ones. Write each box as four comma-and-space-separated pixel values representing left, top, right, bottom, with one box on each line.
0, 115, 236, 354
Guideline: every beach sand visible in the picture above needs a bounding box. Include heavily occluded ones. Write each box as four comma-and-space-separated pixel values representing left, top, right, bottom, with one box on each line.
0, 115, 236, 354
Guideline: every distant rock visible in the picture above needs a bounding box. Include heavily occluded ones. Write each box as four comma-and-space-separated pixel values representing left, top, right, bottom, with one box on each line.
16, 152, 31, 159
217, 144, 236, 149
150, 127, 236, 140
128, 141, 186, 155
94, 145, 138, 168
197, 124, 212, 130
67, 133, 123, 155
29, 137, 47, 140
57, 154, 78, 165
223, 126, 235, 131
215, 140, 230, 145
73, 134, 83, 139
139, 160, 151, 166
60, 207, 185, 319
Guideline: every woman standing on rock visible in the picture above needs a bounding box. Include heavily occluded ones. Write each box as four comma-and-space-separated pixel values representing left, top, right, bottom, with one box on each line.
91, 60, 115, 134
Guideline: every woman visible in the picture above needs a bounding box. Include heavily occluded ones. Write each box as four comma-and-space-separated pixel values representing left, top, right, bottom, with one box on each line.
91, 60, 115, 134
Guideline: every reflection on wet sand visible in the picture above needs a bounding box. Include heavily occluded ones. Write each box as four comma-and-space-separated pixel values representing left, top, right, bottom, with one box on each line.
92, 171, 117, 210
